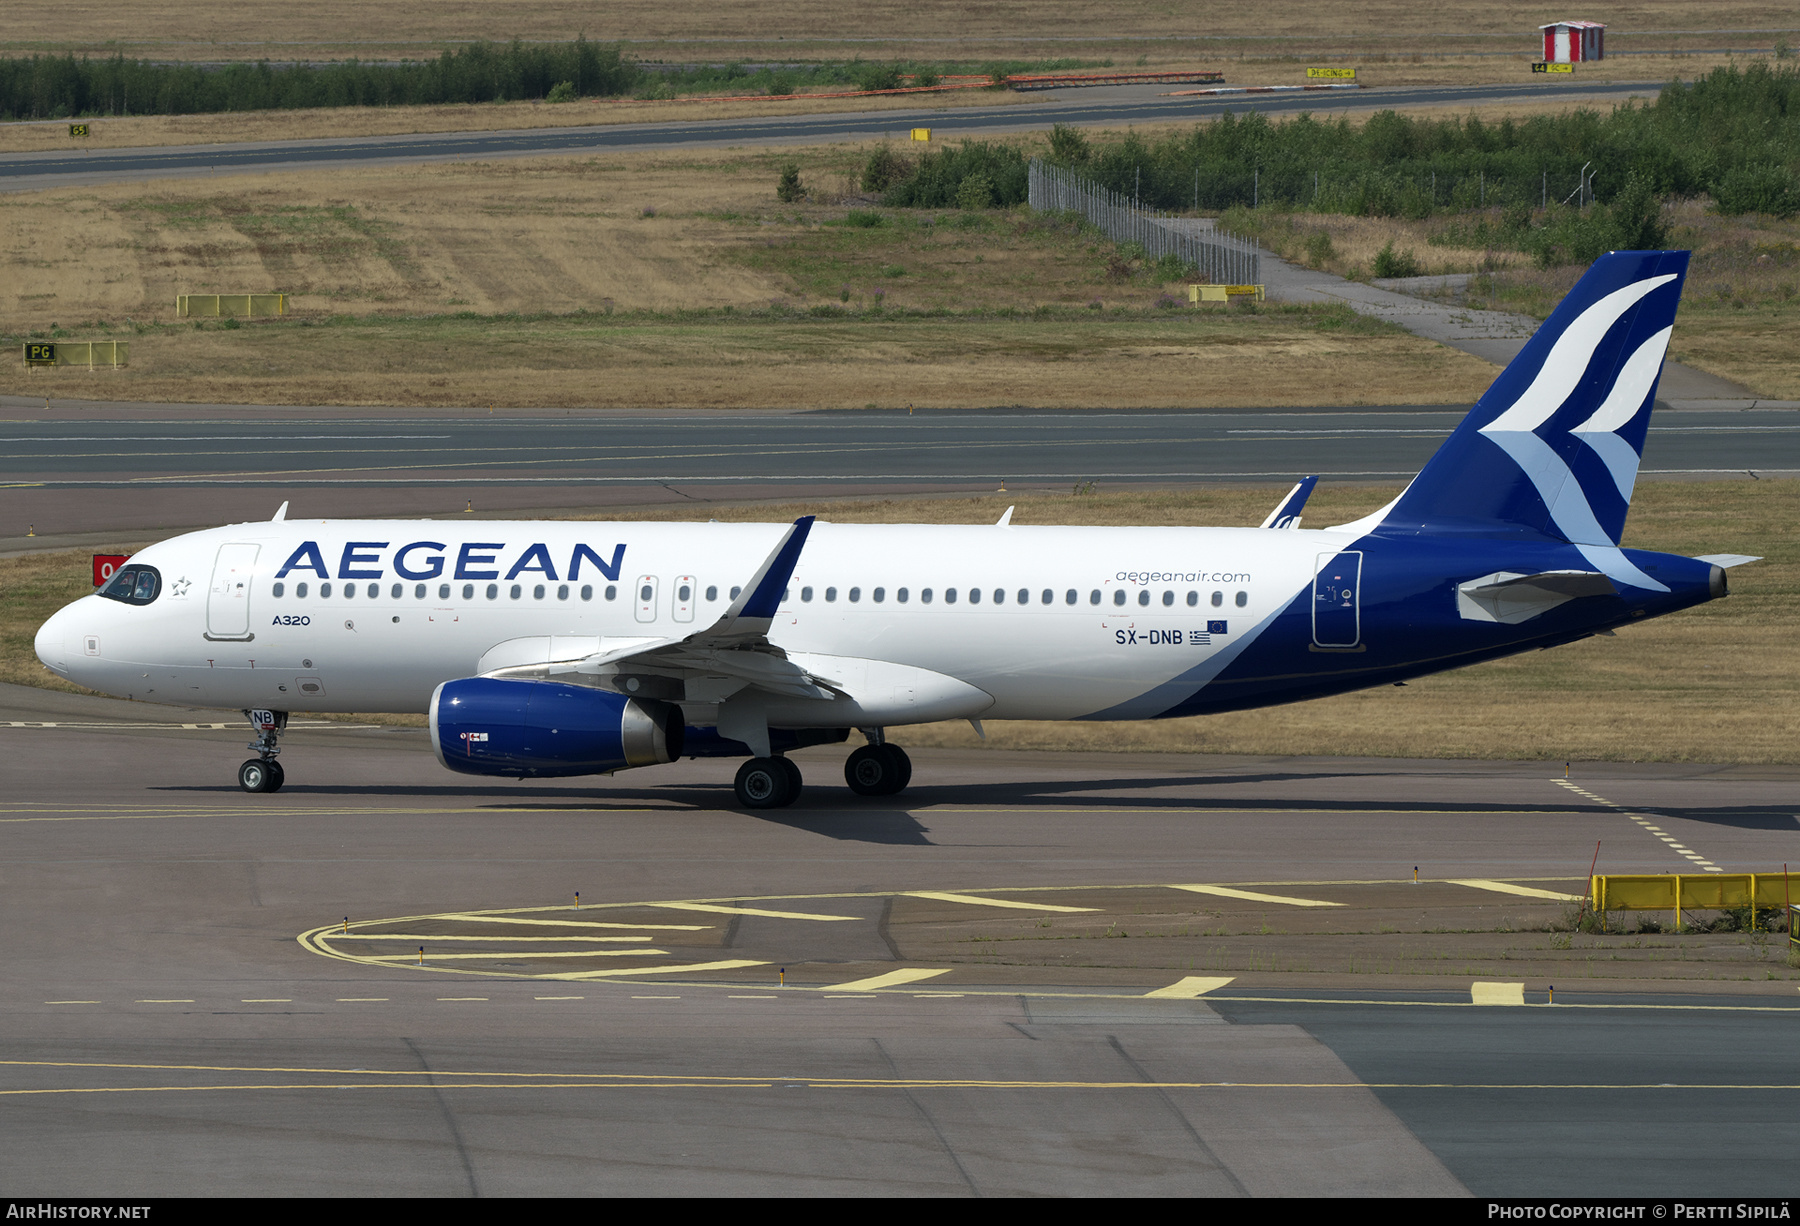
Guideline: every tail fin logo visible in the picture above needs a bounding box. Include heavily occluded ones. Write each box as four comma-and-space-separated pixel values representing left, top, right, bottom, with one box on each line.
1372, 252, 1687, 592
1475, 273, 1676, 591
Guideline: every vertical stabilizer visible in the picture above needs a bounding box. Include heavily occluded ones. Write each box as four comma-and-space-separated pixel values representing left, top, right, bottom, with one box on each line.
1368, 251, 1688, 587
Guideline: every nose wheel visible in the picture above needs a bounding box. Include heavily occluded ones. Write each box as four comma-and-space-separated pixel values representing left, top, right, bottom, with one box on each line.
238, 757, 285, 793
239, 708, 288, 793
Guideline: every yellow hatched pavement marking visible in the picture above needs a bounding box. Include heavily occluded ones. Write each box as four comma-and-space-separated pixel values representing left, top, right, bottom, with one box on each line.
549, 959, 767, 981
1143, 976, 1236, 999
1448, 879, 1584, 902
903, 891, 1097, 913
649, 902, 860, 922
824, 968, 952, 992
1471, 982, 1526, 1006
1172, 884, 1344, 908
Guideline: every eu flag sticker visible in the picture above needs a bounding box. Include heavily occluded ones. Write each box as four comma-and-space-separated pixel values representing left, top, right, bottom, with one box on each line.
1207, 620, 1228, 634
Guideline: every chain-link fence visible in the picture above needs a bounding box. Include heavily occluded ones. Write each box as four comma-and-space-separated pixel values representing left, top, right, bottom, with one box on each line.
1028, 157, 1260, 285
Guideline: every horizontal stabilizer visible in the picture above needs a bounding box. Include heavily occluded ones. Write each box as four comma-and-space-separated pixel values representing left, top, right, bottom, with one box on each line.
1259, 476, 1318, 530
1456, 569, 1616, 625
1693, 553, 1760, 569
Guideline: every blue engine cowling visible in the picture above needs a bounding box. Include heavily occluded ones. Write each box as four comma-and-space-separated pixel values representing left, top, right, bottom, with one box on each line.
430, 677, 684, 779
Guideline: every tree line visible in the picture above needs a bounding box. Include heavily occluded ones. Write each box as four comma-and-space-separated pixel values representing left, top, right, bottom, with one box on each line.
0, 39, 641, 118
861, 64, 1800, 220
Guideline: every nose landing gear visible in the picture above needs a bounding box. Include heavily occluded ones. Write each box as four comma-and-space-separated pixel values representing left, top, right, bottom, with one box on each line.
238, 708, 287, 793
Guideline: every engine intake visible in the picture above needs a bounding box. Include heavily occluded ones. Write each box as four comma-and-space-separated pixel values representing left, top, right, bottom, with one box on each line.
430, 677, 683, 778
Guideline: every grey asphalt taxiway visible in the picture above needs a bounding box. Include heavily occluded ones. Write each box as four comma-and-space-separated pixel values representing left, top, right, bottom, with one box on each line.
2, 681, 1797, 1196
0, 80, 1666, 193
5, 404, 1799, 551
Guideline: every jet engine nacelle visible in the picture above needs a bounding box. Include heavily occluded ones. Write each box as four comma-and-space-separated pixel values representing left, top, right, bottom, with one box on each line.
430, 677, 683, 778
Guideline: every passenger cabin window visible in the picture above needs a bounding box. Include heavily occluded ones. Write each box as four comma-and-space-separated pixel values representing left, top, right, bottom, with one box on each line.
1113, 590, 1126, 606
272, 582, 285, 598
99, 566, 161, 606
1236, 591, 1248, 607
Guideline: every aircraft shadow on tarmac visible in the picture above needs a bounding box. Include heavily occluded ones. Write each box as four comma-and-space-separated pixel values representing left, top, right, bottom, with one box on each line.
139, 765, 1759, 847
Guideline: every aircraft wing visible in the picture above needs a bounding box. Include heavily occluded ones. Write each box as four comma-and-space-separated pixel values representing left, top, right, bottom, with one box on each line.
480, 516, 836, 700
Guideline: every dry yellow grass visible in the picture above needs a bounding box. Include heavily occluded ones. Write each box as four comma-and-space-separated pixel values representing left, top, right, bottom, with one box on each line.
2, 314, 1496, 410
6, 480, 1792, 765
5, 1, 1786, 60
0, 145, 1502, 408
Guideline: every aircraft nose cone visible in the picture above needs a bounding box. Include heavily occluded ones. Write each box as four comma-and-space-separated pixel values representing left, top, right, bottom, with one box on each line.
34, 605, 70, 676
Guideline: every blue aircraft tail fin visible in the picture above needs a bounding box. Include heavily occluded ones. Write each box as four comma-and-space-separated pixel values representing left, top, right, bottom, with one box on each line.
1370, 251, 1688, 565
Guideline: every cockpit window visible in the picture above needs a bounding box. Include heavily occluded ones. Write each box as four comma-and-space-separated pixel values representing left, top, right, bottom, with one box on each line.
100, 565, 161, 606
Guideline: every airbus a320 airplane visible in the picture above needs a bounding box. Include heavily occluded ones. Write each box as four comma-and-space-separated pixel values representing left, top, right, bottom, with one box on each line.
35, 251, 1755, 808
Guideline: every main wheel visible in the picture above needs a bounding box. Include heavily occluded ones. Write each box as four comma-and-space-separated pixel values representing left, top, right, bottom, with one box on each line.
774, 756, 803, 806
238, 758, 274, 793
884, 744, 912, 794
845, 744, 896, 796
265, 760, 286, 793
734, 757, 792, 809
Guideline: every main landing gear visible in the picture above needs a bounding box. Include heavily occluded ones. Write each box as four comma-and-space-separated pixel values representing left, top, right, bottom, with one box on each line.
844, 743, 911, 796
730, 741, 913, 809
734, 756, 801, 809
238, 708, 287, 793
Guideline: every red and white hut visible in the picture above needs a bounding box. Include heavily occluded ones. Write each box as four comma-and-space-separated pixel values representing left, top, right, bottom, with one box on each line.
1540, 20, 1606, 63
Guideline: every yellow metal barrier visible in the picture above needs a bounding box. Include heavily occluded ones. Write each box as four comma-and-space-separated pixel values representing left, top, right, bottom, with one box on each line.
22, 341, 128, 367
177, 293, 287, 318
910, 128, 931, 142
1191, 284, 1265, 303
1591, 872, 1793, 931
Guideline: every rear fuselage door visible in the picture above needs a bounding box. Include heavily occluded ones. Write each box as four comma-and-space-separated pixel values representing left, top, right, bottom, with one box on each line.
1312, 551, 1363, 648
207, 542, 260, 639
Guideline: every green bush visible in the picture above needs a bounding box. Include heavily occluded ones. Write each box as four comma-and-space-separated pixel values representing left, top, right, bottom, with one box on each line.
955, 172, 995, 210
844, 209, 885, 228
1372, 240, 1421, 278
881, 140, 1028, 209
1303, 230, 1336, 265
1049, 123, 1090, 165
545, 80, 576, 104
776, 163, 805, 203
860, 65, 903, 92
860, 146, 912, 193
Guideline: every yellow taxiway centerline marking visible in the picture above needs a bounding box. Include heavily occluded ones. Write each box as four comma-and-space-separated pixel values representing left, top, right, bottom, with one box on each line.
1171, 884, 1344, 908
365, 950, 668, 960
649, 902, 860, 922
548, 959, 768, 981
431, 913, 710, 930
1448, 879, 1585, 902
823, 968, 952, 992
1143, 976, 1236, 999
328, 934, 657, 942
903, 890, 1098, 913
1471, 982, 1527, 1006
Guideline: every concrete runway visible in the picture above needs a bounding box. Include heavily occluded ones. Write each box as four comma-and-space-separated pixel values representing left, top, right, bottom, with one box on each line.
0, 80, 1664, 192
2, 681, 1797, 1197
6, 404, 1797, 552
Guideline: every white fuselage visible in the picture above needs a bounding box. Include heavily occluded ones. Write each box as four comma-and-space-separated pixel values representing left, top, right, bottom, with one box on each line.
35, 518, 1346, 724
